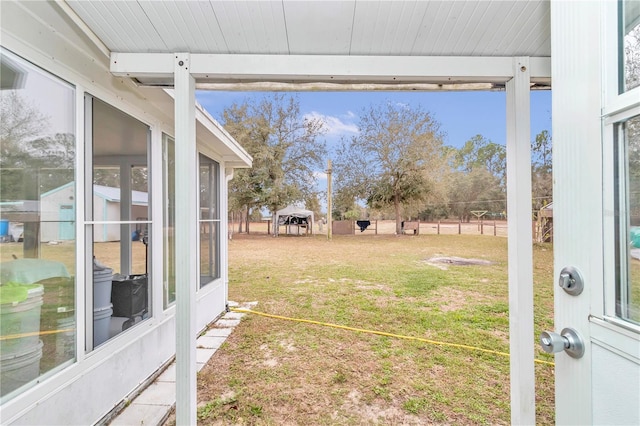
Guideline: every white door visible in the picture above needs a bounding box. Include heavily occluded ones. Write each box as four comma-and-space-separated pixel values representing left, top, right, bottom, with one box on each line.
550, 1, 640, 424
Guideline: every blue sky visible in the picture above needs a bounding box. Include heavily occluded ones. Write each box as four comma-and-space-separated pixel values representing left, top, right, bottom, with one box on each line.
196, 90, 551, 209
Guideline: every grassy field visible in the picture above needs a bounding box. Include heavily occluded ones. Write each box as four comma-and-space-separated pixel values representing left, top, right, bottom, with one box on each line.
196, 233, 555, 425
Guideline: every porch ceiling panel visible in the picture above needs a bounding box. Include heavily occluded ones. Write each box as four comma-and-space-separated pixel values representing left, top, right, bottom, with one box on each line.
212, 1, 288, 54
66, 0, 551, 58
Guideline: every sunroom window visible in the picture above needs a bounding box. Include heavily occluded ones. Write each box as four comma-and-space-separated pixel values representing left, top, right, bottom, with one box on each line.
87, 96, 151, 349
0, 48, 76, 400
199, 154, 220, 287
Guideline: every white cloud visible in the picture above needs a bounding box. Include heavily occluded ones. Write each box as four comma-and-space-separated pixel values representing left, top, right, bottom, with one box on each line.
313, 171, 328, 180
305, 111, 359, 136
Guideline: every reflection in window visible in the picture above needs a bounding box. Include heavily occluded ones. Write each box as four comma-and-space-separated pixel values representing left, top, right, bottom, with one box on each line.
89, 97, 151, 348
163, 135, 176, 307
0, 48, 76, 401
199, 155, 220, 287
621, 0, 640, 92
616, 114, 640, 324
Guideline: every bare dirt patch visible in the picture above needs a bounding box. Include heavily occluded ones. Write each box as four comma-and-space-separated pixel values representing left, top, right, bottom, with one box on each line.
424, 256, 494, 270
430, 287, 495, 312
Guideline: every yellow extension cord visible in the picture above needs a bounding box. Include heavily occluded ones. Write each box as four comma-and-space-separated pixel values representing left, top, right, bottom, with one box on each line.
231, 308, 555, 367
1, 308, 555, 367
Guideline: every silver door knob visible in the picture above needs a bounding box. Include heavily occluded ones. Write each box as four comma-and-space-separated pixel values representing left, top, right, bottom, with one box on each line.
539, 328, 585, 359
558, 266, 584, 296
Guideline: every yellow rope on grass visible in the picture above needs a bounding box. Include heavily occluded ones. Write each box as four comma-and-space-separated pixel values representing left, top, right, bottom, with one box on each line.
231, 308, 555, 367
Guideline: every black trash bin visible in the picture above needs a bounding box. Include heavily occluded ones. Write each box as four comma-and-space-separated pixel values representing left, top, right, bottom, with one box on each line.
111, 275, 148, 318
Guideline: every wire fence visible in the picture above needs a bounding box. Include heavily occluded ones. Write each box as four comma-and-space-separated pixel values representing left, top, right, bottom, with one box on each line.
229, 219, 511, 238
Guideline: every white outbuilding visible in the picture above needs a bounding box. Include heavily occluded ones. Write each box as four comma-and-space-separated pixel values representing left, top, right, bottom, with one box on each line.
40, 183, 149, 242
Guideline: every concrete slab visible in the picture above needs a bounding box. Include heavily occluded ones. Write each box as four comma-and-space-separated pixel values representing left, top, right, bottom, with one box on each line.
196, 348, 216, 363
109, 403, 170, 426
156, 364, 176, 383
197, 336, 226, 349
204, 327, 232, 338
216, 318, 241, 327
133, 381, 176, 406
222, 311, 244, 320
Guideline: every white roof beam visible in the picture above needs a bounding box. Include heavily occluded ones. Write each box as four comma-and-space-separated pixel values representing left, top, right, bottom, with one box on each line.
111, 53, 551, 84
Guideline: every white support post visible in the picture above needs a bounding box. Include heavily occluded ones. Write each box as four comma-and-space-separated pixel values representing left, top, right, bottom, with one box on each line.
506, 57, 535, 425
150, 125, 163, 317
174, 53, 197, 426
76, 87, 87, 358
120, 163, 132, 275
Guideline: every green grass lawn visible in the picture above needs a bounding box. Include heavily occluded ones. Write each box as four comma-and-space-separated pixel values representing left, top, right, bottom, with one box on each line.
196, 234, 555, 425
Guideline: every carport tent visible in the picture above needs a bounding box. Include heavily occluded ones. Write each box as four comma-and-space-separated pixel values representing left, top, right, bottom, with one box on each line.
275, 205, 314, 235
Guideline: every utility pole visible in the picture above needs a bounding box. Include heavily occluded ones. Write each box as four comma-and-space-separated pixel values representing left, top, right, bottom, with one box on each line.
327, 159, 332, 240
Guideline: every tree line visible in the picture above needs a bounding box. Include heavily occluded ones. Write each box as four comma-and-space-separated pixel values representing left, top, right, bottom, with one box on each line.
223, 94, 552, 234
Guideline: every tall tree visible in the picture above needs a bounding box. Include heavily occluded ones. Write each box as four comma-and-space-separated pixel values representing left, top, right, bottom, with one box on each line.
222, 94, 326, 232
446, 134, 507, 220
455, 134, 506, 188
448, 168, 504, 222
532, 129, 553, 211
334, 102, 444, 234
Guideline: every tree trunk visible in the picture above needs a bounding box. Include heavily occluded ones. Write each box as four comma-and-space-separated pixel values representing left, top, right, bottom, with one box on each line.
394, 192, 402, 234
238, 210, 244, 233
245, 206, 250, 234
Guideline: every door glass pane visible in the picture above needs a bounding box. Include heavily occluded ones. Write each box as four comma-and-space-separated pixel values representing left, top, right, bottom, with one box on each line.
0, 48, 76, 401
617, 114, 640, 324
620, 0, 640, 92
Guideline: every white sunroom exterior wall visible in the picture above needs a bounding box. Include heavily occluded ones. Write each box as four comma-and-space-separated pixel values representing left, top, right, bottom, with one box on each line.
0, 1, 248, 424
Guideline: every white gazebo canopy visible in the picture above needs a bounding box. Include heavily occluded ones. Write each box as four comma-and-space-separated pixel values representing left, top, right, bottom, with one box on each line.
275, 205, 315, 236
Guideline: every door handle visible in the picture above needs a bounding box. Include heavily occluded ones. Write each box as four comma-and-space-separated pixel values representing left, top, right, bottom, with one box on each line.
539, 328, 585, 359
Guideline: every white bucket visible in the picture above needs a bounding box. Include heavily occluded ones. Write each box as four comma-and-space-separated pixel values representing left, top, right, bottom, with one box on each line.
93, 303, 113, 347
55, 315, 75, 364
0, 286, 43, 355
93, 268, 113, 309
0, 340, 43, 397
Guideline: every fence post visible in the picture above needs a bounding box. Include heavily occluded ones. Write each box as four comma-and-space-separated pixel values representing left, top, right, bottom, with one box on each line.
494, 221, 496, 236
375, 220, 378, 235
481, 221, 484, 235
458, 221, 461, 234
437, 220, 440, 235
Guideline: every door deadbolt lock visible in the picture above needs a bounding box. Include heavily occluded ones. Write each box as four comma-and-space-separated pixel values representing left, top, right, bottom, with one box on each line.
558, 266, 584, 296
539, 328, 585, 359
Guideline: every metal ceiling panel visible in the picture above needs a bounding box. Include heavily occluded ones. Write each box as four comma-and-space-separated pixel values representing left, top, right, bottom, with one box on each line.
211, 1, 288, 54
283, 1, 356, 54
351, 1, 429, 55
409, 1, 454, 55
136, 1, 226, 53
68, 1, 166, 52
66, 0, 550, 58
